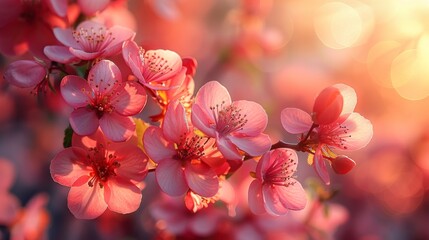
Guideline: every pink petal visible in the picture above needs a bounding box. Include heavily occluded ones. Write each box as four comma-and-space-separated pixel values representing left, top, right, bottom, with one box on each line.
142, 49, 182, 83
276, 180, 307, 210
312, 85, 343, 125
229, 133, 271, 157
255, 151, 271, 180
72, 128, 106, 150
4, 60, 46, 88
69, 108, 99, 136
104, 177, 142, 214
46, 0, 67, 17
68, 176, 108, 219
69, 48, 102, 60
217, 136, 243, 161
44, 45, 79, 63
339, 113, 373, 151
191, 104, 216, 137
269, 148, 299, 173
155, 159, 188, 196
53, 28, 80, 49
194, 81, 232, 119
234, 100, 268, 136
314, 147, 330, 185
78, 0, 109, 15
60, 75, 92, 108
122, 40, 144, 81
334, 83, 357, 116
163, 100, 189, 143
248, 180, 266, 215
108, 144, 148, 182
0, 159, 15, 191
88, 60, 122, 95
102, 26, 136, 57
111, 81, 146, 116
262, 184, 288, 216
99, 113, 134, 142
280, 108, 312, 134
143, 127, 176, 163
189, 209, 221, 236
184, 162, 219, 198
0, 193, 20, 225
50, 147, 91, 187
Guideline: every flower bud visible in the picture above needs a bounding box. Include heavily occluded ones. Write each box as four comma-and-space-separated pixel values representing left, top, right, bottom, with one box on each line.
312, 86, 343, 125
331, 155, 356, 174
4, 60, 46, 88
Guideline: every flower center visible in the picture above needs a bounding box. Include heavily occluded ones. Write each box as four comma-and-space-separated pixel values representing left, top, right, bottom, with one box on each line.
86, 144, 121, 188
210, 102, 248, 136
175, 134, 209, 163
263, 151, 296, 187
73, 26, 115, 53
140, 50, 174, 81
317, 123, 352, 150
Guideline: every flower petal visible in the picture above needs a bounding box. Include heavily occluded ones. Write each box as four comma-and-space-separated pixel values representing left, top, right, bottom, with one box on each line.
143, 127, 176, 163
234, 100, 268, 136
50, 147, 91, 187
155, 159, 188, 196
314, 147, 330, 185
69, 48, 102, 60
194, 81, 232, 119
229, 133, 271, 157
0, 193, 20, 225
68, 176, 107, 219
334, 84, 357, 116
312, 85, 343, 125
69, 108, 99, 136
217, 136, 242, 161
191, 104, 216, 137
4, 60, 46, 88
248, 180, 266, 215
53, 28, 80, 49
77, 0, 109, 15
339, 113, 373, 151
108, 144, 148, 182
122, 40, 144, 81
60, 75, 92, 108
280, 108, 312, 134
142, 49, 182, 83
44, 45, 79, 64
276, 180, 307, 210
99, 113, 134, 142
72, 128, 106, 150
111, 81, 146, 116
104, 177, 142, 214
163, 100, 189, 143
262, 184, 288, 216
184, 162, 219, 198
88, 60, 122, 95
102, 26, 136, 57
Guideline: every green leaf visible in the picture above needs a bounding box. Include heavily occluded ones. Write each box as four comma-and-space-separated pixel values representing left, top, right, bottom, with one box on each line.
63, 125, 73, 148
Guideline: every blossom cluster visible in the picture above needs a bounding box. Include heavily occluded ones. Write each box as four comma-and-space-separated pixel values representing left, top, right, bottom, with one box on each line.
1, 0, 373, 238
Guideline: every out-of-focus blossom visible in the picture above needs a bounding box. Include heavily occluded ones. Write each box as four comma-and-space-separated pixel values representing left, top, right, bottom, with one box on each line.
144, 100, 220, 197
122, 40, 186, 90
45, 20, 135, 63
191, 81, 271, 169
248, 148, 306, 216
61, 60, 146, 142
50, 129, 148, 219
0, 0, 67, 58
77, 0, 110, 16
4, 60, 47, 88
281, 84, 373, 185
93, 0, 137, 31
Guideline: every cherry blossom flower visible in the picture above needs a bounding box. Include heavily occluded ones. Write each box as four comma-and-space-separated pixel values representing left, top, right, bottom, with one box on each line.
122, 40, 186, 90
0, 0, 67, 58
191, 81, 271, 168
44, 20, 135, 63
60, 59, 146, 142
50, 129, 148, 219
4, 60, 48, 93
248, 148, 306, 216
281, 84, 373, 185
143, 100, 220, 197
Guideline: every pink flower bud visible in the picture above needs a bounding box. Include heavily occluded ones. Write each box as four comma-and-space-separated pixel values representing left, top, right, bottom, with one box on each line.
4, 60, 46, 88
312, 86, 343, 125
331, 155, 356, 174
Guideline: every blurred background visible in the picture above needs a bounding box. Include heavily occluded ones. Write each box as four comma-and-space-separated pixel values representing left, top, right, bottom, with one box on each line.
2, 0, 429, 239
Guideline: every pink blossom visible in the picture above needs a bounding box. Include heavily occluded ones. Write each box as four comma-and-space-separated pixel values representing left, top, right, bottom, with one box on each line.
191, 81, 271, 168
281, 84, 373, 185
61, 59, 147, 142
0, 0, 67, 58
122, 40, 186, 90
50, 129, 148, 219
143, 100, 220, 197
77, 0, 110, 15
4, 60, 47, 88
44, 20, 135, 63
248, 148, 306, 216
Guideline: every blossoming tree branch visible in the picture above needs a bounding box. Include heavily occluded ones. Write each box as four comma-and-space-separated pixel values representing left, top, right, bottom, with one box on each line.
1, 0, 373, 238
